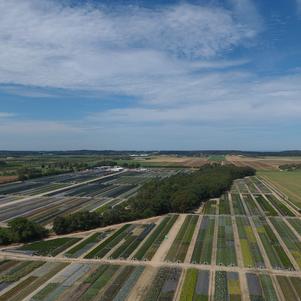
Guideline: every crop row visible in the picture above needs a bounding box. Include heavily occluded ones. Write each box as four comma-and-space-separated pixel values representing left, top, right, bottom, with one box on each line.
133, 214, 179, 260
19, 237, 81, 256
242, 194, 262, 216
214, 271, 241, 301
254, 195, 278, 216
276, 276, 301, 301
244, 178, 261, 194
191, 216, 215, 264
216, 216, 237, 266
235, 179, 249, 194
0, 260, 44, 283
180, 269, 209, 301
265, 195, 295, 216
85, 224, 132, 259
202, 200, 217, 215
110, 223, 155, 259
231, 194, 246, 215
250, 177, 272, 194
252, 216, 294, 269
0, 262, 68, 301
236, 216, 265, 268
65, 232, 111, 258
142, 267, 181, 301
218, 194, 231, 215
288, 218, 301, 235
165, 215, 198, 262
269, 217, 301, 268
246, 273, 278, 301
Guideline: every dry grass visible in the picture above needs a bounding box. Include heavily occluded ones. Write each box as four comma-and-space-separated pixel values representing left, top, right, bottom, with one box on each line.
0, 176, 18, 184
143, 155, 208, 167
226, 155, 301, 171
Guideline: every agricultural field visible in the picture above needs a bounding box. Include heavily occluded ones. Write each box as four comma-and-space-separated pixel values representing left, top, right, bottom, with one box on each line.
259, 170, 301, 208
252, 216, 294, 270
191, 216, 215, 264
0, 172, 301, 300
216, 216, 237, 266
165, 215, 198, 262
214, 271, 242, 301
236, 216, 265, 268
246, 273, 278, 301
0, 168, 171, 226
180, 269, 209, 301
17, 237, 81, 257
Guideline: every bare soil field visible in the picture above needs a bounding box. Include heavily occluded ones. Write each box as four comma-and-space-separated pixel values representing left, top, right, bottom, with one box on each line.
141, 155, 208, 168
226, 155, 301, 170
0, 176, 18, 184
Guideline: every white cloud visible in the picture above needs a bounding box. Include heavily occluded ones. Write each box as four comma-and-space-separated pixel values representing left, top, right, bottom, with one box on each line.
0, 0, 260, 91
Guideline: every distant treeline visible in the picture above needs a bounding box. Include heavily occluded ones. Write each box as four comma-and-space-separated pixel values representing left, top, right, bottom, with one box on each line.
52, 164, 255, 235
279, 163, 301, 171
1, 149, 301, 157
0, 218, 48, 245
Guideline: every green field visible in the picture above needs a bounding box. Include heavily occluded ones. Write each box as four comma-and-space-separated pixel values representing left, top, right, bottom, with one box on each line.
259, 170, 301, 208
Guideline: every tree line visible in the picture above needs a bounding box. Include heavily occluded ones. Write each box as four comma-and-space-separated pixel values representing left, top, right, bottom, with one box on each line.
52, 164, 255, 234
0, 164, 255, 241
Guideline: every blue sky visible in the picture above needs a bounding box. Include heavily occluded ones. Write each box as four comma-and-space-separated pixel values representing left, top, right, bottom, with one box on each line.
0, 0, 301, 150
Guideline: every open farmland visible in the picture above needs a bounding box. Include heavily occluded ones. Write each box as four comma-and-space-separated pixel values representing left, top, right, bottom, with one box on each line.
0, 174, 301, 300
259, 170, 301, 209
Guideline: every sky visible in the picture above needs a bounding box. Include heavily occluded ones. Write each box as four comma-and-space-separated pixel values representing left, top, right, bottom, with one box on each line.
0, 0, 301, 151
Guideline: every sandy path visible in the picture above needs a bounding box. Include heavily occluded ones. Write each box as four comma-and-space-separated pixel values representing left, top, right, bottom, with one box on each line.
125, 266, 157, 301
239, 271, 251, 301
152, 214, 186, 263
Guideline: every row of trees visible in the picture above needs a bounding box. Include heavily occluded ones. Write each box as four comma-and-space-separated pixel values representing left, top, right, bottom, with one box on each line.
52, 164, 255, 235
279, 163, 301, 171
0, 217, 48, 245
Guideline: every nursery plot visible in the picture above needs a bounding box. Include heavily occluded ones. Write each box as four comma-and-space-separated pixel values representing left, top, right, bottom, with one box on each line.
31, 263, 95, 301
244, 178, 261, 194
265, 195, 295, 216
85, 224, 133, 258
269, 217, 301, 268
165, 215, 198, 262
18, 237, 81, 256
214, 271, 241, 301
0, 262, 68, 301
133, 214, 179, 260
0, 260, 44, 291
63, 183, 113, 197
235, 179, 249, 194
253, 216, 294, 269
191, 216, 215, 264
254, 195, 278, 216
179, 269, 210, 301
288, 218, 301, 235
110, 223, 155, 259
65, 231, 112, 258
276, 276, 301, 301
216, 216, 237, 266
142, 267, 182, 301
231, 194, 246, 215
202, 199, 218, 214
219, 194, 231, 215
101, 184, 136, 198
250, 177, 272, 194
246, 273, 278, 301
236, 216, 265, 267
242, 194, 262, 216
